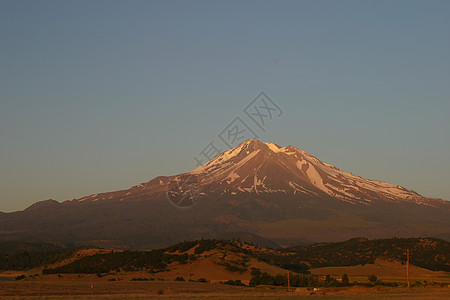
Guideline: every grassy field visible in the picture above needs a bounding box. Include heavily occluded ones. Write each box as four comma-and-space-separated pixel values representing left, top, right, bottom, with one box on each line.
310, 258, 450, 285
0, 279, 449, 299
1, 255, 449, 299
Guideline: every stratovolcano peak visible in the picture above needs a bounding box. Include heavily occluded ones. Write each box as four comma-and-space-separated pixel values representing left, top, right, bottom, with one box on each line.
1, 139, 448, 249
186, 139, 445, 207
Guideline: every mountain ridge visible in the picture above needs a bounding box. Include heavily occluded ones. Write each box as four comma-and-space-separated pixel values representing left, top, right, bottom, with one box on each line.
14, 139, 446, 209
0, 139, 449, 249
173, 139, 447, 207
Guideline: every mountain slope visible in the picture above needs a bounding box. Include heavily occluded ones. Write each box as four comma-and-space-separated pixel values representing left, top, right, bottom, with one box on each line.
187, 140, 444, 206
0, 139, 449, 248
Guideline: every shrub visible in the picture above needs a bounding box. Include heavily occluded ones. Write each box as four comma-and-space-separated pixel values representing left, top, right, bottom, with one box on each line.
324, 274, 340, 287
341, 274, 350, 285
368, 274, 377, 284
131, 277, 149, 281
194, 239, 220, 254
15, 275, 26, 281
223, 279, 245, 286
217, 261, 247, 273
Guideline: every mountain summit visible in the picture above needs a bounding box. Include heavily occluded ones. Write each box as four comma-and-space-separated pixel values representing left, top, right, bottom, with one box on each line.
0, 139, 449, 248
168, 139, 444, 207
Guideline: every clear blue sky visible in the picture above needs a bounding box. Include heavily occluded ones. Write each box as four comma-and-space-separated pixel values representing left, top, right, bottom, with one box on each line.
1, 0, 449, 212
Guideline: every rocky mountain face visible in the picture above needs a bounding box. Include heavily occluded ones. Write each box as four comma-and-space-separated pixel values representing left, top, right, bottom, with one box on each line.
185, 139, 444, 206
1, 139, 449, 249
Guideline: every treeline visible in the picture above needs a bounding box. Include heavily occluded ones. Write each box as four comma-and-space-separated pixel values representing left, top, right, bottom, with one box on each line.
0, 241, 64, 253
164, 239, 247, 255
0, 250, 72, 271
285, 237, 450, 271
255, 254, 310, 274
249, 269, 349, 287
43, 250, 191, 274
0, 241, 74, 271
165, 240, 198, 253
3, 237, 449, 274
1, 239, 241, 273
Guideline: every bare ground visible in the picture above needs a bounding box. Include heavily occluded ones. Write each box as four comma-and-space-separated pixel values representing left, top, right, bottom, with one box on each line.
0, 279, 449, 299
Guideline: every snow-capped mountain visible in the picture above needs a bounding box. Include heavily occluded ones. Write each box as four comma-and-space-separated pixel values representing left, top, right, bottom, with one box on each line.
0, 139, 449, 249
165, 139, 444, 208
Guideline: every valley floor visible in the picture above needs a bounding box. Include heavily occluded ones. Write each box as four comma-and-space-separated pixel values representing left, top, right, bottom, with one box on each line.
0, 279, 449, 299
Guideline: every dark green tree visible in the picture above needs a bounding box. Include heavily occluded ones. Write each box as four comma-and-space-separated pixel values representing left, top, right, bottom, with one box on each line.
368, 274, 377, 284
341, 273, 350, 285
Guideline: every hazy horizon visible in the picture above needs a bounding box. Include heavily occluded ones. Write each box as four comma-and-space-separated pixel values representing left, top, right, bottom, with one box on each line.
1, 0, 450, 212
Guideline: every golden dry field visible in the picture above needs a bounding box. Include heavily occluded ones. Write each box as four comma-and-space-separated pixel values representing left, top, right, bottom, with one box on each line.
1, 267, 449, 299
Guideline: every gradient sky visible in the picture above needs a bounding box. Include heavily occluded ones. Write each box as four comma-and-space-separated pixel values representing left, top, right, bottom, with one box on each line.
1, 0, 449, 212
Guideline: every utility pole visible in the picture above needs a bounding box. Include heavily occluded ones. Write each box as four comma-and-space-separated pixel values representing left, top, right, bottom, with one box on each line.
287, 271, 290, 292
406, 249, 411, 288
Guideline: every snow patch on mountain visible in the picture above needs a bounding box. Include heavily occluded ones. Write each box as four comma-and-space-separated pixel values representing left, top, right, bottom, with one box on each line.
184, 139, 441, 207
266, 142, 282, 152
226, 172, 240, 184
